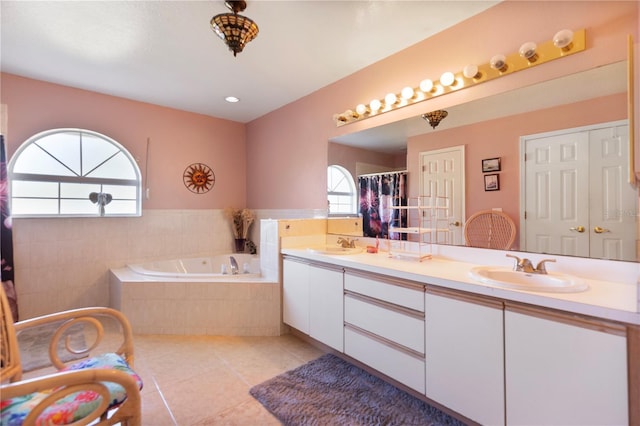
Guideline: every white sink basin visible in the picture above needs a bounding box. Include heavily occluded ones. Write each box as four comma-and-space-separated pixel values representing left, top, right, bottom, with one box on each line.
468, 266, 588, 293
307, 246, 363, 255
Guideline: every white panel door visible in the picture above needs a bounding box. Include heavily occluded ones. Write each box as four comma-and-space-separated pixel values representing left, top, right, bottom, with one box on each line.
523, 121, 635, 260
524, 131, 590, 256
589, 124, 637, 261
420, 146, 465, 245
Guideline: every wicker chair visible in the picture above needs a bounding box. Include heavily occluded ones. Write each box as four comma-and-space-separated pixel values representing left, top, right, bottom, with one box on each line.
0, 286, 142, 425
464, 210, 516, 250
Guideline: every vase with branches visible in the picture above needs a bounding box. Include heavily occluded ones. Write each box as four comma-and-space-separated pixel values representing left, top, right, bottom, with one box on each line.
224, 208, 255, 252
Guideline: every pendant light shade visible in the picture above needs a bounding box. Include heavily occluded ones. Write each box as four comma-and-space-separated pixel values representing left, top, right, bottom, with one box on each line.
211, 1, 259, 57
422, 110, 448, 129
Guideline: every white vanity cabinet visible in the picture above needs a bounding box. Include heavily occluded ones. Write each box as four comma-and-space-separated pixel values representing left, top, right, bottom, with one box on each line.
282, 257, 310, 334
505, 305, 628, 426
282, 257, 344, 351
308, 263, 344, 351
343, 271, 426, 393
425, 288, 505, 426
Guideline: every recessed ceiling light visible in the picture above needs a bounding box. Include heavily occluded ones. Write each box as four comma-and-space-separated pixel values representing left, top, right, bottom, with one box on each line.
225, 96, 240, 103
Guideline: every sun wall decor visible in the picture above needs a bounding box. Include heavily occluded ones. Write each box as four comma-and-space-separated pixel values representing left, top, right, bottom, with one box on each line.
183, 163, 215, 193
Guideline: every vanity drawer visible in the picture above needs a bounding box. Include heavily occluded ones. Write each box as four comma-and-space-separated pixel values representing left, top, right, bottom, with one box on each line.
345, 326, 425, 394
344, 271, 424, 312
344, 293, 424, 353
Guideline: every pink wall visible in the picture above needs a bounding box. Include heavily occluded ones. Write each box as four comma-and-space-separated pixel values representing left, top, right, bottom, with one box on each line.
247, 1, 638, 209
1, 2, 637, 212
328, 142, 404, 181
407, 93, 627, 247
1, 73, 246, 209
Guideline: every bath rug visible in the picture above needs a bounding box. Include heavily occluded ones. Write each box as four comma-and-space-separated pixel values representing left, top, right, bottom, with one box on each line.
17, 321, 87, 372
249, 353, 466, 426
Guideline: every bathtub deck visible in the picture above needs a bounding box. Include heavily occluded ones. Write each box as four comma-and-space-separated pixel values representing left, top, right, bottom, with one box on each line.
110, 268, 283, 336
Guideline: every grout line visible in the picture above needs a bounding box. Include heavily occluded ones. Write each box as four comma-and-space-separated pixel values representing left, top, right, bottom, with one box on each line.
151, 373, 179, 426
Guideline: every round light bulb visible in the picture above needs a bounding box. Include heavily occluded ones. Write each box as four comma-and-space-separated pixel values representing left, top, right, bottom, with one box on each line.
384, 93, 397, 106
490, 54, 508, 72
333, 113, 347, 123
519, 41, 538, 61
463, 64, 479, 79
553, 29, 574, 49
440, 71, 455, 87
401, 86, 414, 100
224, 96, 240, 103
419, 79, 433, 93
370, 99, 382, 112
355, 104, 368, 115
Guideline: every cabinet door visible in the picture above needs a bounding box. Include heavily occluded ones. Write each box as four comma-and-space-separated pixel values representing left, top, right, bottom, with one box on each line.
309, 264, 343, 351
425, 289, 504, 426
505, 307, 628, 425
282, 258, 309, 334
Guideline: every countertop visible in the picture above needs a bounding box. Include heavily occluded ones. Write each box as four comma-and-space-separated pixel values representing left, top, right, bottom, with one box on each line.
281, 247, 640, 326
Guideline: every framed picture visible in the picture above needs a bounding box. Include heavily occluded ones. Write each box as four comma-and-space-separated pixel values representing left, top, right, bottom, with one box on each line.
484, 174, 500, 191
482, 157, 501, 173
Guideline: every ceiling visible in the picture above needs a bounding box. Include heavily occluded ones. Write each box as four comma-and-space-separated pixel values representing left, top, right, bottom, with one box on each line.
0, 1, 499, 123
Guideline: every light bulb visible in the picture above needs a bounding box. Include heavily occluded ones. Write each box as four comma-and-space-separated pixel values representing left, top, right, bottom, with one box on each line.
401, 86, 415, 100
519, 41, 538, 62
333, 113, 347, 123
384, 93, 398, 106
419, 79, 433, 93
490, 54, 508, 72
440, 71, 455, 87
553, 29, 574, 50
370, 99, 382, 112
463, 64, 480, 79
355, 104, 368, 115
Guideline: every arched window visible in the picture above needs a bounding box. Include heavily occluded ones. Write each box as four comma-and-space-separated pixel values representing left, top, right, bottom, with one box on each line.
327, 165, 357, 215
9, 128, 141, 217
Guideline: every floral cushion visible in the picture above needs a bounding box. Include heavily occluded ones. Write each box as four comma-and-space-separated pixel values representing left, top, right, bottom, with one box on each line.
1, 353, 143, 426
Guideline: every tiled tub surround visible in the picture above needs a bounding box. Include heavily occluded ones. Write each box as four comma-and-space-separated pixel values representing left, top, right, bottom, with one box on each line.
110, 267, 281, 336
11, 208, 321, 319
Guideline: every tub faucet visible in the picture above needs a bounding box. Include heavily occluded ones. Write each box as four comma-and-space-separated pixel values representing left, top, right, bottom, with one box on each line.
229, 256, 239, 275
337, 237, 357, 248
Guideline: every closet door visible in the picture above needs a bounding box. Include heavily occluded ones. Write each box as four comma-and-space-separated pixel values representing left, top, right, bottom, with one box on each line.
522, 121, 635, 260
588, 124, 636, 261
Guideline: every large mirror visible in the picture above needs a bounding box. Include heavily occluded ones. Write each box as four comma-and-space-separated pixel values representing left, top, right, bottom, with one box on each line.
328, 61, 638, 261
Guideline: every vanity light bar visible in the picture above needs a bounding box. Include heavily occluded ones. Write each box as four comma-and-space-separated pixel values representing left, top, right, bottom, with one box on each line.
332, 29, 586, 127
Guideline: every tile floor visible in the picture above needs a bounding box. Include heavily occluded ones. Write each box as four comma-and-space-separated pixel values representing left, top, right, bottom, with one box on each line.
133, 333, 325, 425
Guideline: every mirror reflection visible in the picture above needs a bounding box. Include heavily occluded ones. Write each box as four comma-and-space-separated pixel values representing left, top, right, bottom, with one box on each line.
328, 61, 638, 262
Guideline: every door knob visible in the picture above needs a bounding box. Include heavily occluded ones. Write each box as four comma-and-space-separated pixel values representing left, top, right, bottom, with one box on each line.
593, 226, 610, 234
569, 226, 585, 233
449, 221, 461, 227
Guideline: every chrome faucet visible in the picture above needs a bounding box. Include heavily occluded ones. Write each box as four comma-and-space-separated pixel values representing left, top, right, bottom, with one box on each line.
229, 256, 239, 275
506, 254, 555, 274
337, 237, 357, 248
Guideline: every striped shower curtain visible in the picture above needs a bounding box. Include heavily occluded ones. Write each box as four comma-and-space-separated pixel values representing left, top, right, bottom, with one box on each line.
1, 134, 18, 321
358, 171, 407, 239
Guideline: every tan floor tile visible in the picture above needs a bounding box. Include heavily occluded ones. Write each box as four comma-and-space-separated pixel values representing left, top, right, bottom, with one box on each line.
193, 396, 282, 426
130, 332, 323, 424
